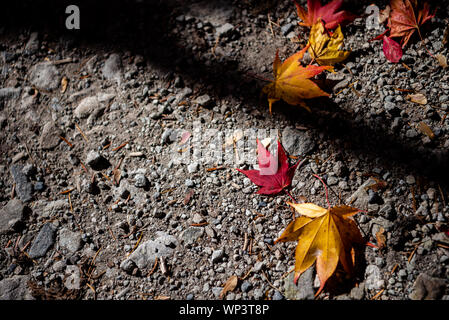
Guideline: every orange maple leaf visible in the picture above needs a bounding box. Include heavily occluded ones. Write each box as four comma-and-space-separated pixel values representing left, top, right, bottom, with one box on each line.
262, 46, 332, 113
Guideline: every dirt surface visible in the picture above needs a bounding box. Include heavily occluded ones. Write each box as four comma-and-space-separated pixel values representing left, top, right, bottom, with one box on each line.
0, 0, 448, 300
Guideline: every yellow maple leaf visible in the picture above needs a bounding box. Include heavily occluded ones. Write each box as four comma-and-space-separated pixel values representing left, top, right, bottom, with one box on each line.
262, 46, 333, 113
308, 19, 350, 66
275, 202, 365, 296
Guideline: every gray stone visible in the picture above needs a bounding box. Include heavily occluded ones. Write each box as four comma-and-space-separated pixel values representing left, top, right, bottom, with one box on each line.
187, 162, 199, 173
284, 268, 315, 300
102, 53, 122, 83
409, 273, 447, 300
64, 265, 81, 290
134, 174, 148, 188
272, 290, 284, 300
58, 228, 82, 253
24, 32, 39, 54
241, 281, 252, 293
124, 232, 178, 269
215, 23, 234, 37
0, 199, 25, 234
350, 282, 365, 300
39, 121, 62, 150
10, 165, 33, 203
211, 249, 224, 264
364, 265, 384, 291
0, 87, 21, 101
281, 127, 316, 156
42, 200, 68, 218
28, 223, 57, 259
345, 178, 377, 210
181, 226, 204, 244
281, 23, 294, 35
28, 62, 60, 91
194, 94, 212, 107
405, 175, 416, 185
74, 96, 99, 118
0, 276, 34, 300
85, 150, 109, 170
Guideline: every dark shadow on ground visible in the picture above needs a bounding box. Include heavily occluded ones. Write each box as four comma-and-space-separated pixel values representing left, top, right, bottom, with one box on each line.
1, 0, 448, 191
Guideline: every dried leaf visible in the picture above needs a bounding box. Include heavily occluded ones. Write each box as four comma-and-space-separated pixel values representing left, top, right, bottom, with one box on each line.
418, 121, 435, 139
219, 275, 238, 299
375, 227, 387, 249
262, 47, 332, 113
407, 93, 427, 105
435, 54, 448, 69
308, 20, 351, 66
61, 76, 68, 93
183, 189, 195, 205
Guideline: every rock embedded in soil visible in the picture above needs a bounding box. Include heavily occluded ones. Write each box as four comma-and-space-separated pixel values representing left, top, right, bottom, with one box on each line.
0, 198, 26, 234
58, 228, 82, 254
102, 53, 122, 84
364, 265, 384, 291
345, 178, 377, 210
181, 226, 204, 244
0, 275, 34, 300
28, 62, 60, 91
10, 164, 34, 203
122, 232, 178, 270
85, 150, 110, 170
39, 121, 62, 150
28, 223, 57, 259
283, 268, 315, 300
409, 273, 447, 300
74, 96, 99, 119
281, 127, 316, 156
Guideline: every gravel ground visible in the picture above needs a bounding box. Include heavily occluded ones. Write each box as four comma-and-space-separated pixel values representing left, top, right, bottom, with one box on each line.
0, 0, 448, 300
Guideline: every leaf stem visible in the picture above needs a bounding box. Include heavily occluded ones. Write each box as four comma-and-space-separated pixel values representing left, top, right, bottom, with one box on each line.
285, 189, 297, 203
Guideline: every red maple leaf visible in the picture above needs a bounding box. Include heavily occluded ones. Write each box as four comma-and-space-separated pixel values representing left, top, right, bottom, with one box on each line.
294, 0, 356, 30
236, 140, 299, 195
385, 0, 435, 47
382, 35, 403, 63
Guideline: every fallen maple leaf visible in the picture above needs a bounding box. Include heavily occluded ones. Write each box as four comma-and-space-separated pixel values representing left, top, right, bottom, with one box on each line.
262, 46, 332, 113
275, 202, 365, 296
382, 36, 403, 63
236, 139, 299, 196
387, 0, 435, 48
308, 19, 350, 65
294, 0, 356, 30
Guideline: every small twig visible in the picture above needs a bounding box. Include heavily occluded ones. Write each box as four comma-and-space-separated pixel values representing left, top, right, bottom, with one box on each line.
112, 141, 129, 152
75, 123, 89, 142
147, 259, 158, 276
59, 136, 73, 148
261, 270, 282, 293
371, 288, 385, 300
